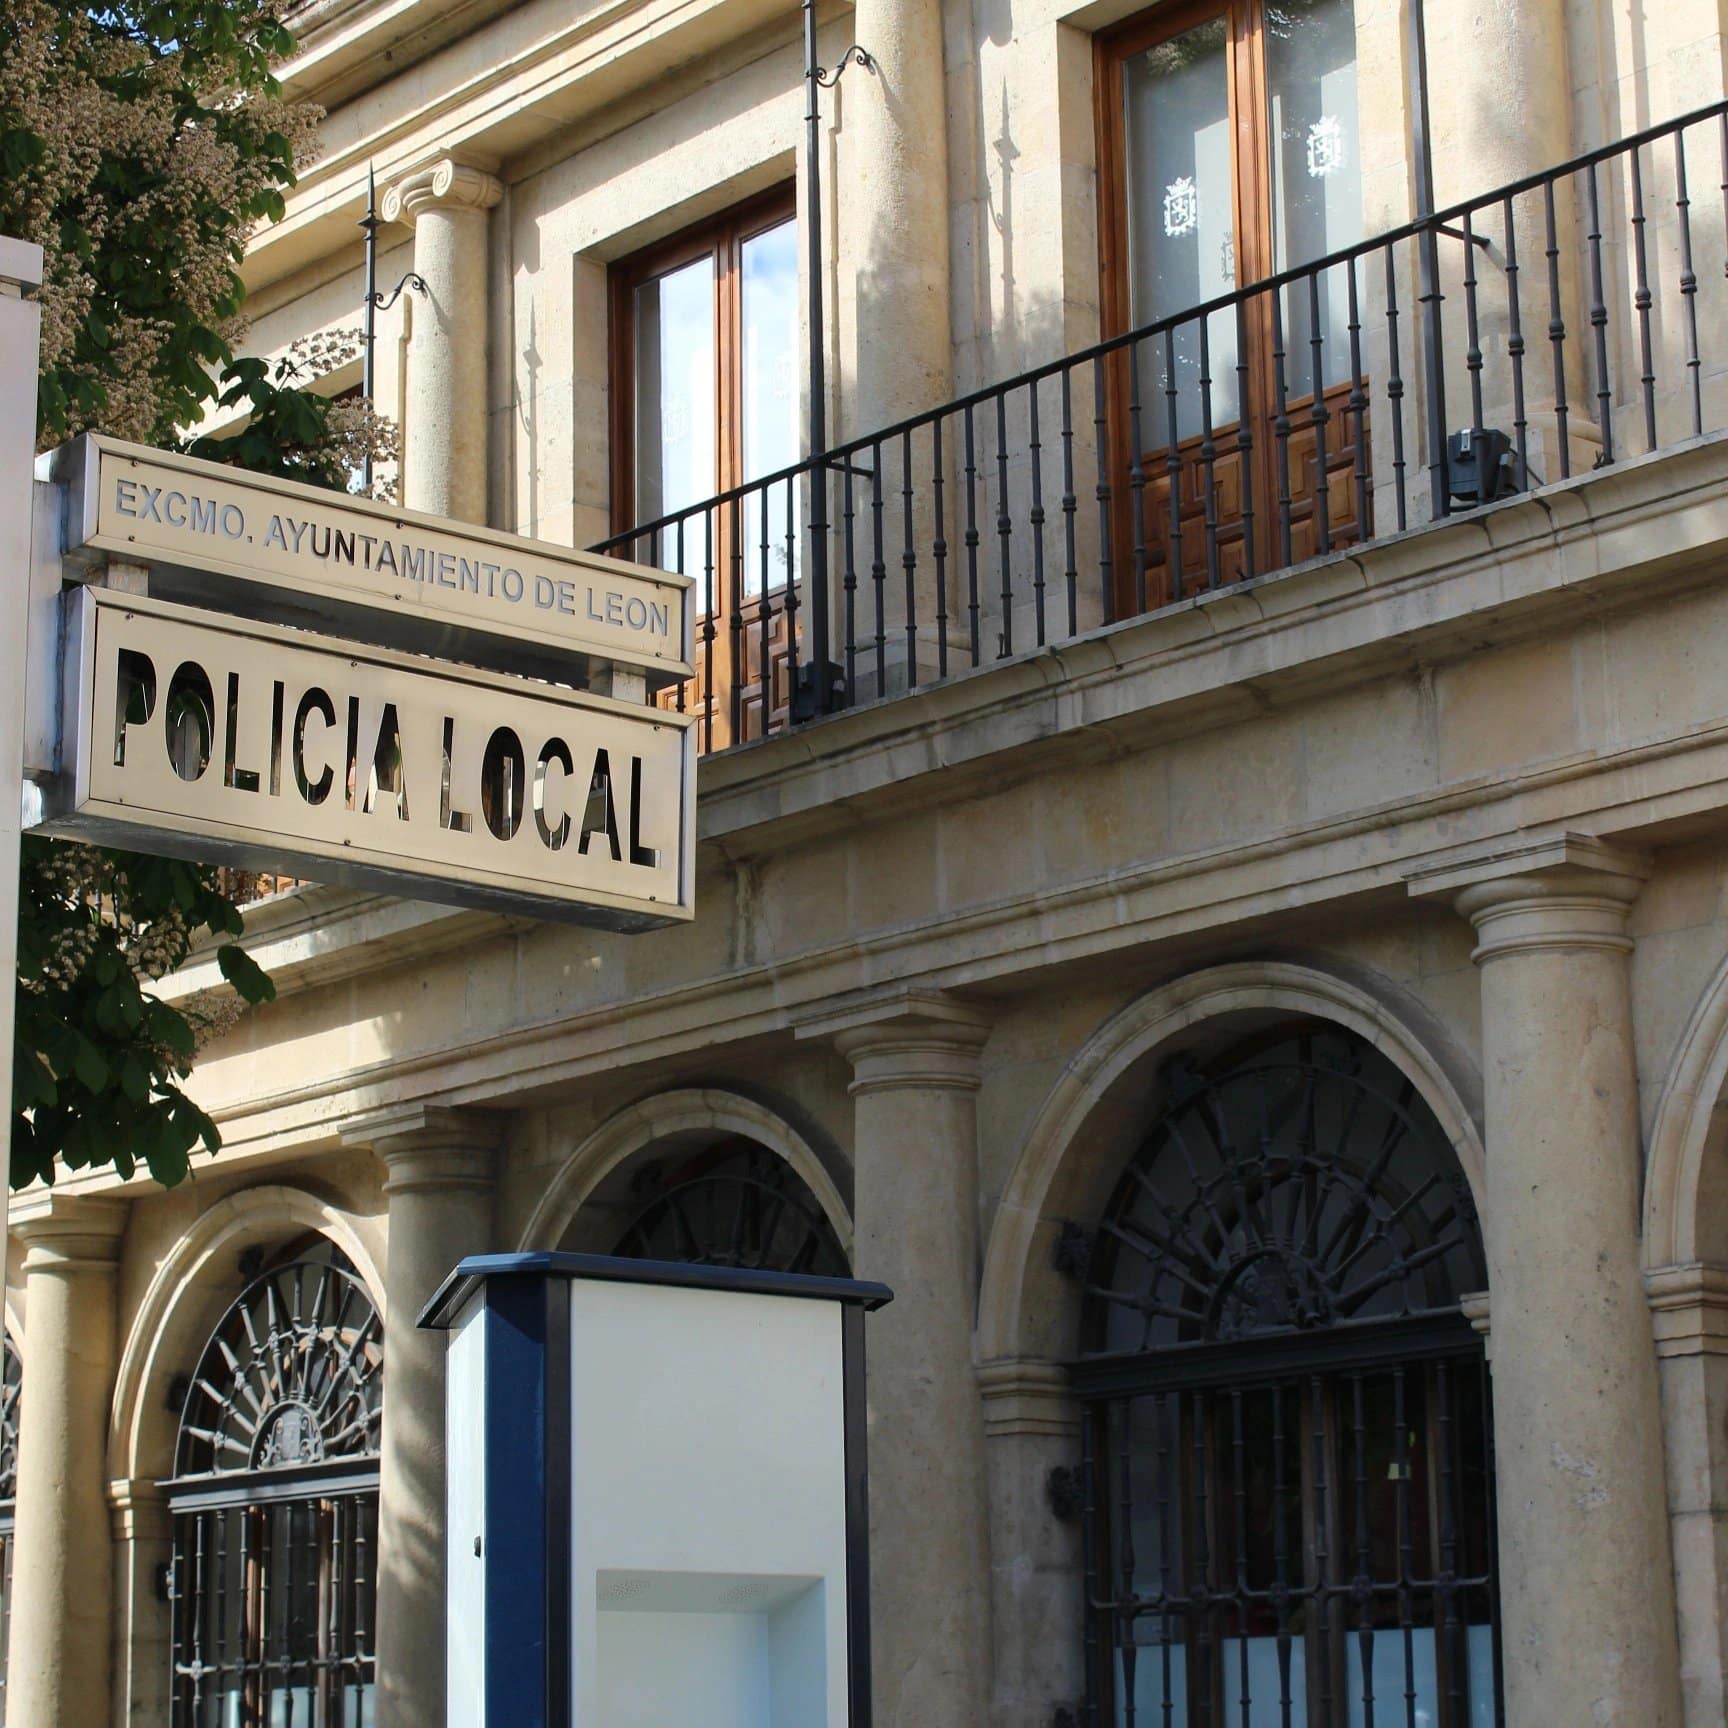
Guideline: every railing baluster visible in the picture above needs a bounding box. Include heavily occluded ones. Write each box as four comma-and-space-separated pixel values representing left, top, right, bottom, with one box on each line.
1346, 254, 1369, 538
1312, 1373, 1335, 1723
1353, 1374, 1376, 1728
1236, 295, 1256, 579
1394, 1367, 1417, 1728
963, 404, 982, 666
1128, 337, 1150, 614
728, 494, 744, 742
1081, 1409, 1101, 1727
1585, 160, 1615, 463
902, 427, 919, 681
1029, 382, 1048, 647
758, 484, 773, 736
1438, 1360, 1466, 1726
1385, 243, 1409, 530
1676, 128, 1703, 439
673, 518, 687, 714
932, 418, 950, 680
1503, 195, 1530, 491
996, 390, 1014, 656
1162, 326, 1184, 601
1462, 207, 1486, 461
1272, 1385, 1294, 1728
1193, 1389, 1213, 1728
1060, 368, 1079, 635
1544, 177, 1572, 478
842, 465, 858, 707
1271, 287, 1295, 565
870, 441, 887, 698
1094, 354, 1115, 624
701, 511, 715, 756
782, 479, 797, 732
1309, 269, 1332, 553
1629, 141, 1658, 452
1198, 313, 1220, 592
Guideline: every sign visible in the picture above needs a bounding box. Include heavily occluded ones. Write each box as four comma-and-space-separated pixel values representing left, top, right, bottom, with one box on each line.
53, 434, 694, 690
38, 587, 695, 930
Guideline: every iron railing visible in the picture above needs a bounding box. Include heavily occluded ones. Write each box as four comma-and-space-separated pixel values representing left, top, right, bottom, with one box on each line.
596, 96, 1728, 754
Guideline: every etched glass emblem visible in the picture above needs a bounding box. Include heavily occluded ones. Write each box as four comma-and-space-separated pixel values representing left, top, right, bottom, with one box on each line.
1306, 114, 1346, 178
1162, 175, 1200, 237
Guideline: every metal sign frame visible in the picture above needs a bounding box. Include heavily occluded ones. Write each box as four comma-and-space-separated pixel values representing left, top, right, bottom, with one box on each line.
39, 586, 696, 930
51, 434, 695, 691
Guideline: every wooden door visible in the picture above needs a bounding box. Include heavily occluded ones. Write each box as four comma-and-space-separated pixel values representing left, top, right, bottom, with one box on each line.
1098, 0, 1370, 615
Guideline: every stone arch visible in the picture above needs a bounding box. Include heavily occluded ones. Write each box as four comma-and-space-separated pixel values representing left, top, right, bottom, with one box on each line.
976, 961, 1487, 1368
517, 1086, 853, 1261
108, 1184, 385, 1486
1645, 951, 1728, 1269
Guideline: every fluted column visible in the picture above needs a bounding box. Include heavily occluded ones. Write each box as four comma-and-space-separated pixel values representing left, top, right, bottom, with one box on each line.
343, 1106, 497, 1728
6, 1194, 126, 1728
801, 992, 992, 1727
382, 159, 503, 524
1418, 835, 1682, 1725
845, 0, 951, 439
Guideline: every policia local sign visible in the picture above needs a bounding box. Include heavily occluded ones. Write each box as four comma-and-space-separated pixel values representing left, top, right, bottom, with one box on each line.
30, 436, 696, 930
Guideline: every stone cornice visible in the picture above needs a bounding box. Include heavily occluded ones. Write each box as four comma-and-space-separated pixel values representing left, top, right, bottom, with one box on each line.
1645, 1263, 1728, 1358
381, 157, 503, 224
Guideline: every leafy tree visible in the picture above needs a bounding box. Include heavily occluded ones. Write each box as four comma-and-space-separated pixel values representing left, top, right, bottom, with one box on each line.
2, 0, 390, 1187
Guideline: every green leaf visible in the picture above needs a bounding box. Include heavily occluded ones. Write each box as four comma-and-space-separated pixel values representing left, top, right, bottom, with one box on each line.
216, 942, 275, 1004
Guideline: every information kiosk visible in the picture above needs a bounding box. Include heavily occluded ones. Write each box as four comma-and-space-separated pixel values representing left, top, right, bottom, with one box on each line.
419, 1252, 892, 1727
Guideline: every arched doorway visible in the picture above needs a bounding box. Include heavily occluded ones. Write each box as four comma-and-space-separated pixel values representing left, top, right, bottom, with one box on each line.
164, 1242, 382, 1727
606, 1137, 849, 1274
1074, 1024, 1501, 1725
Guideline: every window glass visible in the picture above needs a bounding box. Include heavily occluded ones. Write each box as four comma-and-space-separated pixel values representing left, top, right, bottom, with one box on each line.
632, 254, 717, 528
740, 218, 800, 595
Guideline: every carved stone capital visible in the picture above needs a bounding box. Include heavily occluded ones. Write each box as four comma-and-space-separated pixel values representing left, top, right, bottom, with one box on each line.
9, 1193, 127, 1273
340, 1104, 500, 1193
976, 1358, 1081, 1438
797, 989, 990, 1095
1408, 832, 1650, 963
382, 158, 503, 226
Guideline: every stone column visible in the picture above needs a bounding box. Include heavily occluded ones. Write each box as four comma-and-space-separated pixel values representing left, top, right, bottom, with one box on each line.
6, 1194, 126, 1728
343, 1107, 497, 1728
1417, 835, 1682, 1725
846, 0, 951, 438
800, 993, 993, 1727
382, 159, 503, 524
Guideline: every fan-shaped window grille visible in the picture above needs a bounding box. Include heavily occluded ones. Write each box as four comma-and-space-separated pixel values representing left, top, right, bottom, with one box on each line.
166, 1247, 380, 1728
0, 1335, 20, 1726
1072, 1026, 1502, 1728
610, 1139, 848, 1275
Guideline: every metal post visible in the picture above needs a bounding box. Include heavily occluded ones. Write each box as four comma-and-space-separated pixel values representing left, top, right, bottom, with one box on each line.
0, 234, 44, 1207
1406, 0, 1450, 516
801, 0, 834, 714
360, 166, 381, 495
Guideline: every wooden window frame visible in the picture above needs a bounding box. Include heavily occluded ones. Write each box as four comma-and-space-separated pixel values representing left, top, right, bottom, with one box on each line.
607, 183, 798, 545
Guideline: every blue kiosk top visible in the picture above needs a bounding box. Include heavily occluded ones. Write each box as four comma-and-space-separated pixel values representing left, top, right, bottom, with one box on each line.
417, 1250, 895, 1331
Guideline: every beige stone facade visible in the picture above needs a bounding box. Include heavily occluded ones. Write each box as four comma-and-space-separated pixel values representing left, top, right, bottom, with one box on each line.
18, 1, 1728, 1724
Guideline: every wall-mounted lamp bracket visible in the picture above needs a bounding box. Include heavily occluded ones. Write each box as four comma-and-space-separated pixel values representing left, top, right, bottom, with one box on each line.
369, 272, 427, 314
815, 44, 875, 87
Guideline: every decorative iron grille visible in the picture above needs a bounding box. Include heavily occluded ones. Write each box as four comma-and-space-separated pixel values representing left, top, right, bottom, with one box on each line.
167, 1253, 381, 1728
610, 1140, 848, 1274
1072, 1029, 1502, 1726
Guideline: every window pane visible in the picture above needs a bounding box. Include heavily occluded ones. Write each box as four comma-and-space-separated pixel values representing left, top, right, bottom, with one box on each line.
633, 255, 717, 535
1123, 18, 1239, 439
1266, 0, 1363, 398
740, 218, 800, 596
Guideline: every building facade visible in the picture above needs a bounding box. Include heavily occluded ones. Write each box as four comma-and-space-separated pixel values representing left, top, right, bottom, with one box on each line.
12, 0, 1728, 1724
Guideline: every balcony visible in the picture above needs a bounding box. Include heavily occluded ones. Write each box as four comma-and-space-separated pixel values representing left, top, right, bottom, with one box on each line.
596, 98, 1728, 757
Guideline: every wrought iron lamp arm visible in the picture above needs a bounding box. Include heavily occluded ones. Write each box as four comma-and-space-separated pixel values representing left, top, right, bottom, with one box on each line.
369, 272, 427, 313
815, 44, 874, 87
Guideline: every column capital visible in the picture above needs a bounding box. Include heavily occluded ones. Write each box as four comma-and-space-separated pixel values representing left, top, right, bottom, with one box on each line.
976, 1358, 1081, 1438
382, 157, 503, 225
9, 1192, 126, 1271
797, 990, 990, 1094
1408, 832, 1650, 963
340, 1104, 499, 1192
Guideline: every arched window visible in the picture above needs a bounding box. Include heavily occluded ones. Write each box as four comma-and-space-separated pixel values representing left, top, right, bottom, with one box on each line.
0, 1334, 19, 1726
608, 1138, 848, 1274
1073, 1026, 1502, 1726
166, 1244, 382, 1727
